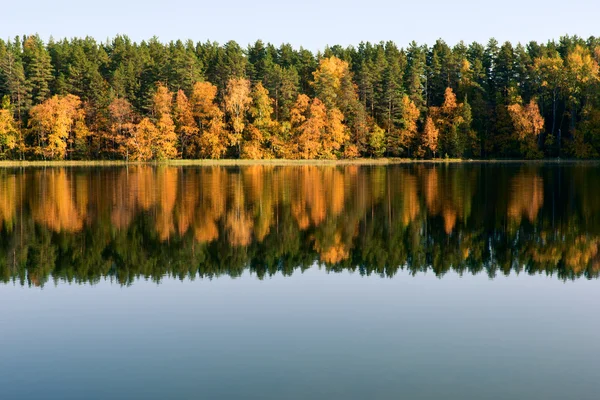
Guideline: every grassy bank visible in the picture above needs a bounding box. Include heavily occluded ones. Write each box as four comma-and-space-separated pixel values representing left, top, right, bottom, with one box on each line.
0, 158, 597, 168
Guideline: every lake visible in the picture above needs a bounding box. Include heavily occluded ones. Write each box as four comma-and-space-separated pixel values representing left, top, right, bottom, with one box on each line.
1, 163, 599, 399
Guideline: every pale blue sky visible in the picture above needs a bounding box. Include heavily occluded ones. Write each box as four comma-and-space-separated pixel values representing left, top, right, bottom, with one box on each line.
3, 0, 598, 50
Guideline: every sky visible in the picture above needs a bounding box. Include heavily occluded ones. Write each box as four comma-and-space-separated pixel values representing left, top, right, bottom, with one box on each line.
3, 0, 598, 51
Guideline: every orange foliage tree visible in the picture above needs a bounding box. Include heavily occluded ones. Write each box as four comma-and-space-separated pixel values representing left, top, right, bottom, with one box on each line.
289, 94, 349, 159
507, 98, 544, 159
421, 117, 439, 158
126, 118, 157, 161
190, 81, 229, 158
174, 89, 199, 158
152, 83, 178, 160
108, 97, 135, 159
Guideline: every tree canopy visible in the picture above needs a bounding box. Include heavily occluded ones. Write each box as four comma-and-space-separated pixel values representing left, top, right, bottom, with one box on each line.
1, 35, 600, 160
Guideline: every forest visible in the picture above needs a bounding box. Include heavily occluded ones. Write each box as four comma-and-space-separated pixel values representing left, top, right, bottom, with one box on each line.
0, 35, 600, 160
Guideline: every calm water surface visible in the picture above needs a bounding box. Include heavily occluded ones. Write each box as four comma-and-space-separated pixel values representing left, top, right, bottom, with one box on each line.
1, 163, 599, 399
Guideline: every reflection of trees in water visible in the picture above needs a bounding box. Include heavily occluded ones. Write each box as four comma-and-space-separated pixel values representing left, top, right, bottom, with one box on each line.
1, 163, 600, 286
508, 169, 544, 224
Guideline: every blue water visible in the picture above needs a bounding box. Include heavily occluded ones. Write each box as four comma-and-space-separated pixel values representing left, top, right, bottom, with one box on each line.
2, 269, 599, 400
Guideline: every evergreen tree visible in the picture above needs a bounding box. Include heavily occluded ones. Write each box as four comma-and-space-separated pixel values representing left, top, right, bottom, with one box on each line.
22, 35, 53, 105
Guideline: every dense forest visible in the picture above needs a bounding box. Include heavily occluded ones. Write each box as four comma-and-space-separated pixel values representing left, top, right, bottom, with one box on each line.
1, 164, 600, 286
1, 35, 600, 160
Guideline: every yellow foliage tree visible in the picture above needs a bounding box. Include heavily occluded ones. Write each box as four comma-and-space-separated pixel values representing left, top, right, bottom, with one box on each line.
241, 83, 276, 159
322, 107, 348, 159
224, 78, 252, 152
311, 56, 354, 110
127, 118, 157, 161
29, 94, 88, 160
565, 45, 600, 142
0, 97, 19, 159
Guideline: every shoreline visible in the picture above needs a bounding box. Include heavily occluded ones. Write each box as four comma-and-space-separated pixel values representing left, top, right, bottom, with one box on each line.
0, 158, 599, 167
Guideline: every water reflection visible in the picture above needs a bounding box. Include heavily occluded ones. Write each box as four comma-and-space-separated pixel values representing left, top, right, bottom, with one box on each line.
1, 163, 600, 286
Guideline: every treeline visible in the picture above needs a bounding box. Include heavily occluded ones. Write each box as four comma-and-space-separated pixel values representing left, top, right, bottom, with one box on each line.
0, 35, 600, 160
2, 165, 600, 286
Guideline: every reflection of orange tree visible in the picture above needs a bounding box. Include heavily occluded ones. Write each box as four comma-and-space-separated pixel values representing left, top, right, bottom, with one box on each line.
225, 171, 254, 247
154, 167, 178, 241
109, 167, 139, 229
291, 166, 334, 228
288, 166, 358, 263
507, 169, 544, 225
188, 167, 227, 243
108, 166, 178, 239
0, 173, 17, 232
243, 166, 275, 242
419, 165, 475, 234
30, 169, 87, 232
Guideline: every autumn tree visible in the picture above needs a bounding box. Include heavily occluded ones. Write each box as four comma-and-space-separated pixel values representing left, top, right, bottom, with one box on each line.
126, 118, 157, 161
437, 87, 461, 157
174, 89, 198, 158
421, 117, 439, 158
428, 87, 475, 157
108, 97, 135, 159
190, 81, 229, 158
151, 83, 178, 159
0, 96, 19, 158
311, 56, 366, 153
224, 78, 251, 154
289, 94, 348, 159
507, 98, 544, 159
120, 85, 178, 161
289, 94, 320, 158
312, 56, 350, 110
28, 94, 89, 159
323, 107, 349, 159
242, 83, 276, 159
